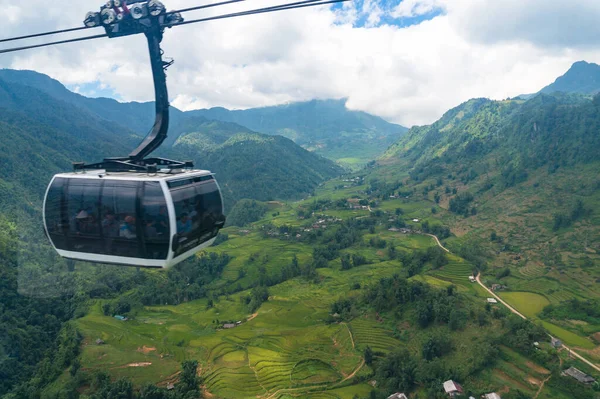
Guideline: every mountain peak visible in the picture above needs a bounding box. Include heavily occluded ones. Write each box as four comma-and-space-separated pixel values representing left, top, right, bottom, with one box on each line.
540, 60, 600, 95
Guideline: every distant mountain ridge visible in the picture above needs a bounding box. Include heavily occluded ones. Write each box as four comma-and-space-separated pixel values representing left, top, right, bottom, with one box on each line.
0, 71, 343, 212
0, 69, 405, 168
540, 60, 600, 95
186, 99, 407, 168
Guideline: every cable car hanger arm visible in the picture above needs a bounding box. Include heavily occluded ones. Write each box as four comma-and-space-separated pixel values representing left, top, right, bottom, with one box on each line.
0, 0, 349, 173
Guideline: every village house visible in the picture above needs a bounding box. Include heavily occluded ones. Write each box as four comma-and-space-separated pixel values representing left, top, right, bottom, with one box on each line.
387, 393, 408, 399
491, 284, 505, 291
551, 337, 562, 348
486, 298, 498, 304
166, 383, 175, 390
469, 276, 476, 283
562, 367, 596, 385
484, 393, 502, 399
223, 323, 236, 329
443, 380, 463, 397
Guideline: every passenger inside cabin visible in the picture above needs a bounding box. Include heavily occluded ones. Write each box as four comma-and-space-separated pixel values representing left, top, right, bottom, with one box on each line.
145, 220, 158, 238
120, 216, 137, 239
177, 213, 192, 234
155, 206, 169, 235
102, 212, 119, 237
75, 210, 97, 235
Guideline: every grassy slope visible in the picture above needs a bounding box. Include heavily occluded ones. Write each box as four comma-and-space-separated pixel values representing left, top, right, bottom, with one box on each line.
71, 177, 595, 399
365, 160, 600, 357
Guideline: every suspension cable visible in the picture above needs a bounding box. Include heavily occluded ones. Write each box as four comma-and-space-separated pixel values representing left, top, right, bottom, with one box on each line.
0, 34, 107, 55
168, 0, 246, 15
0, 0, 247, 45
0, 0, 347, 55
174, 0, 348, 27
0, 26, 93, 44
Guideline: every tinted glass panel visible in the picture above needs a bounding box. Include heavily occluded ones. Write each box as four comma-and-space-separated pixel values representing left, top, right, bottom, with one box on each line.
45, 177, 68, 250
100, 180, 140, 258
141, 182, 170, 260
171, 180, 223, 256
65, 179, 103, 254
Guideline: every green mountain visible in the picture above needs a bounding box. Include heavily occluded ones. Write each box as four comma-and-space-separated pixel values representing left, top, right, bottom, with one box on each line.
174, 124, 343, 207
0, 70, 405, 168
540, 61, 600, 95
0, 72, 342, 213
379, 90, 600, 305
186, 99, 407, 168
0, 69, 186, 136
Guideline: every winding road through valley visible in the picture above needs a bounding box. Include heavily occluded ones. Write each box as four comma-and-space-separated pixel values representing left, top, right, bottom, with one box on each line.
424, 233, 600, 374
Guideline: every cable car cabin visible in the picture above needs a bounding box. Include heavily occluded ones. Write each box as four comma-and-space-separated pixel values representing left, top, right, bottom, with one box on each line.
43, 170, 225, 268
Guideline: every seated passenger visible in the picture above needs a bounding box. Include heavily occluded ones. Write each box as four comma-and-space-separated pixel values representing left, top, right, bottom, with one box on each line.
102, 212, 119, 237
155, 206, 169, 235
75, 210, 97, 235
177, 213, 192, 234
145, 220, 158, 238
120, 216, 137, 239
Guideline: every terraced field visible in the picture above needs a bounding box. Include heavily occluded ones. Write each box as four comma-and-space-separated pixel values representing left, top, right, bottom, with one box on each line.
71, 175, 600, 398
350, 319, 401, 353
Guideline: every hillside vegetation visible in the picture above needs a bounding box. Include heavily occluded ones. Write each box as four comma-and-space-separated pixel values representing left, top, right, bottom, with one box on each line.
185, 99, 407, 168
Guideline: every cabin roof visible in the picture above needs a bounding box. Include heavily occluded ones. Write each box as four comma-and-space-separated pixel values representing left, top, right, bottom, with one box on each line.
54, 169, 213, 181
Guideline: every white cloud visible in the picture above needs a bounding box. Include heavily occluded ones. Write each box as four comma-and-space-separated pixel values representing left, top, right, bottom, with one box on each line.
392, 0, 445, 18
1, 0, 600, 127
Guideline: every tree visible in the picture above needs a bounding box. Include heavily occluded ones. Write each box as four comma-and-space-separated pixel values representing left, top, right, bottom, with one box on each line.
364, 346, 374, 365
180, 360, 200, 392
69, 358, 80, 377
448, 309, 468, 331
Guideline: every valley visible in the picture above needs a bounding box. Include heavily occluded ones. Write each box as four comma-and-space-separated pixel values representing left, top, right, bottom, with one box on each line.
2, 61, 600, 399
61, 175, 599, 399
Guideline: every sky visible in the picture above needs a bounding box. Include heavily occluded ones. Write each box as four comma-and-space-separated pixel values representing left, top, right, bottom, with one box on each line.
1, 0, 600, 127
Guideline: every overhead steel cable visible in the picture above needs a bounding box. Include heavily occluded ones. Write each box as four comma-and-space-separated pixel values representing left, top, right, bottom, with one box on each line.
0, 0, 245, 45
0, 25, 94, 44
0, 33, 108, 55
167, 0, 246, 15
0, 0, 348, 55
173, 0, 348, 27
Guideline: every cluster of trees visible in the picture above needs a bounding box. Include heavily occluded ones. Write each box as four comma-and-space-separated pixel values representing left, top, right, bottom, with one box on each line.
85, 360, 200, 399
102, 297, 135, 316
5, 324, 82, 398
137, 252, 232, 306
0, 216, 83, 397
397, 247, 449, 277
340, 253, 368, 270
226, 199, 268, 227
552, 199, 592, 231
448, 192, 475, 217
540, 299, 600, 325
242, 286, 270, 313
419, 221, 451, 239
332, 275, 463, 329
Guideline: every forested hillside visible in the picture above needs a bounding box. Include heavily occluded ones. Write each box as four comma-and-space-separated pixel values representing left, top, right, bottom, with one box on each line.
0, 70, 405, 169
377, 83, 600, 333
172, 99, 407, 168
174, 129, 343, 207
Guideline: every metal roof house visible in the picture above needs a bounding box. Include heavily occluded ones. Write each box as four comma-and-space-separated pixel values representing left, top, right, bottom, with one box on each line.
562, 367, 596, 384
443, 380, 463, 397
387, 393, 408, 399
